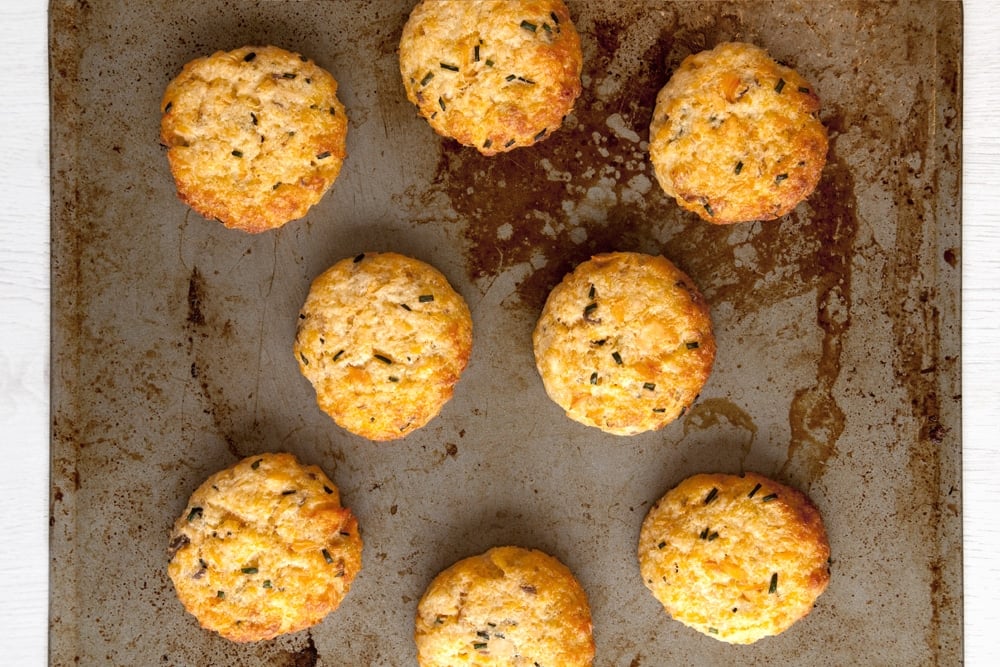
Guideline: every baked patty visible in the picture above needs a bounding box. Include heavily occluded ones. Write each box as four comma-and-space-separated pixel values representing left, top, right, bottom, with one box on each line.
638, 472, 831, 644
160, 45, 348, 232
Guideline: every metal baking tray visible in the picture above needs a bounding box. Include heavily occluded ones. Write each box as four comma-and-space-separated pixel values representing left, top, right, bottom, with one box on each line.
49, 1, 962, 664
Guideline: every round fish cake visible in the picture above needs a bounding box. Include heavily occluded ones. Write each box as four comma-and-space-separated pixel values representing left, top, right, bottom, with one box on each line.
414, 546, 595, 666
532, 252, 716, 435
648, 42, 828, 224
160, 45, 348, 232
166, 453, 363, 642
637, 472, 831, 644
295, 252, 473, 441
399, 0, 583, 155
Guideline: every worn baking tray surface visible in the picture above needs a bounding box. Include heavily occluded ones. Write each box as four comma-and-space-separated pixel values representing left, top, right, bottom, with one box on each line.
49, 1, 962, 665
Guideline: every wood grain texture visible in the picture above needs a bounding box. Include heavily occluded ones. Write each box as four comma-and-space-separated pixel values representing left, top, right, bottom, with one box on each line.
961, 2, 1000, 663
0, 1, 50, 665
0, 0, 997, 664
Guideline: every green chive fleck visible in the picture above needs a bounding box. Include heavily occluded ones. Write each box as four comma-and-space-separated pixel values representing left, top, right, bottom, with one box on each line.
735, 160, 743, 175
657, 540, 666, 549
504, 139, 515, 147
474, 45, 480, 62
281, 490, 296, 496
708, 531, 719, 541
300, 352, 309, 366
550, 11, 560, 24
762, 493, 778, 502
769, 572, 778, 594
262, 580, 272, 588
333, 349, 345, 361
708, 627, 719, 634
241, 567, 258, 575
400, 303, 412, 311
316, 151, 331, 159
374, 354, 393, 364
612, 351, 623, 365
217, 590, 225, 598
485, 59, 495, 67
520, 20, 537, 32
584, 302, 598, 318
164, 101, 172, 113
243, 52, 256, 62
748, 482, 762, 498
775, 78, 786, 93
419, 294, 434, 302
704, 487, 718, 504
542, 22, 552, 33
686, 341, 700, 349
439, 97, 446, 111
440, 62, 459, 72
420, 71, 434, 86
187, 506, 203, 522
324, 485, 334, 494
483, 138, 493, 149
590, 372, 598, 385
282, 72, 297, 79
775, 173, 788, 184
704, 202, 715, 217
588, 284, 596, 299
322, 548, 334, 564
798, 86, 811, 93
251, 459, 262, 470
353, 253, 365, 263
534, 128, 547, 141
652, 408, 666, 413
506, 74, 516, 82
389, 376, 400, 383
474, 642, 488, 650
700, 527, 710, 540
231, 150, 243, 157
643, 382, 656, 391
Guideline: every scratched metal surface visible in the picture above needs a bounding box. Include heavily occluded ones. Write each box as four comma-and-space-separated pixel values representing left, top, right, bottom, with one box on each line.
49, 1, 962, 665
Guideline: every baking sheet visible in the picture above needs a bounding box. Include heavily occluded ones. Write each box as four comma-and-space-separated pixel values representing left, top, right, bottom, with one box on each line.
49, 0, 962, 664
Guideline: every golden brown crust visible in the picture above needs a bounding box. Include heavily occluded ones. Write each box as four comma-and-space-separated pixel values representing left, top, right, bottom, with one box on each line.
649, 42, 828, 224
399, 0, 583, 154
638, 472, 831, 644
294, 252, 473, 441
166, 453, 363, 642
532, 252, 716, 435
160, 45, 348, 232
414, 546, 595, 666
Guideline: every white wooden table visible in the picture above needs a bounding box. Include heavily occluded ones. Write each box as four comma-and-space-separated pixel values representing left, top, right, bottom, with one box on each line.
2, 1, 996, 663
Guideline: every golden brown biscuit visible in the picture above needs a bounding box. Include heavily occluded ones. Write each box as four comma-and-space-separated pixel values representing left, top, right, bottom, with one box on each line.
649, 42, 828, 224
399, 0, 583, 155
532, 252, 715, 435
295, 252, 473, 441
638, 472, 831, 644
414, 546, 595, 666
166, 453, 362, 642
160, 45, 348, 232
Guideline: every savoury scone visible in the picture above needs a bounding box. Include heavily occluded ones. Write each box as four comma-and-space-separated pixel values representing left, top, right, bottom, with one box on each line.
414, 546, 595, 666
295, 252, 473, 441
648, 41, 828, 224
532, 252, 715, 435
166, 452, 363, 642
399, 0, 583, 155
160, 45, 348, 232
638, 472, 831, 644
